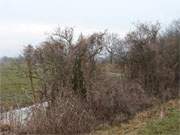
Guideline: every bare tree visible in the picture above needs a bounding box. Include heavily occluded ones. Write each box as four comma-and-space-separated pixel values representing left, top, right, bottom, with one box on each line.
125, 22, 161, 92
50, 27, 74, 54
104, 33, 120, 64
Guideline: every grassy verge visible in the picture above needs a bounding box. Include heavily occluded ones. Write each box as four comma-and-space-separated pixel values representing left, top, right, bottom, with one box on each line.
89, 99, 180, 135
138, 105, 180, 135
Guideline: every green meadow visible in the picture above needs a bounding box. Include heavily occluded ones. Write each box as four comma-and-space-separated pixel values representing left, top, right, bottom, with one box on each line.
0, 59, 33, 108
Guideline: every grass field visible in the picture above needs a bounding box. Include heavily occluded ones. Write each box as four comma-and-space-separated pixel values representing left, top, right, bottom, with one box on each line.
0, 60, 33, 109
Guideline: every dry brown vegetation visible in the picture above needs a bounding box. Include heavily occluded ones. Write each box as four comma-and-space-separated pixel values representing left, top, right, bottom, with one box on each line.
1, 19, 179, 135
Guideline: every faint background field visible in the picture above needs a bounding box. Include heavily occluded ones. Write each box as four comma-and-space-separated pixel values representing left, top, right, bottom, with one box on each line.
0, 58, 34, 110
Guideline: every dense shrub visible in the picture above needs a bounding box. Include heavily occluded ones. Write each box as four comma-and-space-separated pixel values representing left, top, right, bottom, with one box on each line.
124, 21, 180, 100
87, 75, 152, 123
22, 91, 96, 135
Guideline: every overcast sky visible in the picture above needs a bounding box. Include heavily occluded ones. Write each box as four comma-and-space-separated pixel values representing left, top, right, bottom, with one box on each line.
0, 0, 180, 57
